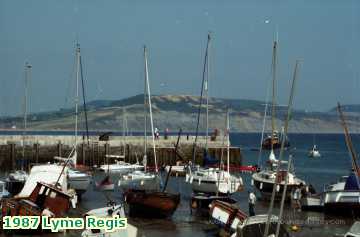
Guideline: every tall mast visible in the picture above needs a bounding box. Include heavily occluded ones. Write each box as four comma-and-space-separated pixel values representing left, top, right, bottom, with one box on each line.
191, 33, 211, 165
74, 44, 80, 161
205, 33, 211, 150
264, 60, 300, 237
226, 108, 230, 173
143, 47, 148, 171
270, 41, 277, 151
22, 62, 31, 167
144, 46, 158, 173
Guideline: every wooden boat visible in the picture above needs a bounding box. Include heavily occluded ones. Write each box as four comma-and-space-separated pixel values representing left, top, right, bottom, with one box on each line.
209, 200, 247, 235
1, 182, 72, 220
124, 189, 180, 218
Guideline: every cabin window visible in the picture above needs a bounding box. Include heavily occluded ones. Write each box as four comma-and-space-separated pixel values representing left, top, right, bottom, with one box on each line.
49, 191, 57, 198
39, 186, 45, 194
45, 188, 50, 196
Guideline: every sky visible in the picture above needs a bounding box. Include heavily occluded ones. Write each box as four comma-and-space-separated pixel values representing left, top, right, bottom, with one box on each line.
0, 0, 359, 116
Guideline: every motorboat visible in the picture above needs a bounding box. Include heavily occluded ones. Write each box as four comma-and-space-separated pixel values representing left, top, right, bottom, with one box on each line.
5, 170, 28, 196
323, 173, 360, 217
81, 202, 138, 237
308, 145, 321, 158
99, 155, 144, 173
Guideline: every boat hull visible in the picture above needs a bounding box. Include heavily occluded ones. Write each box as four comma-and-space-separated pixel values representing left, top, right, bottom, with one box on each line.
253, 178, 301, 201
124, 189, 180, 218
324, 190, 360, 217
5, 179, 25, 196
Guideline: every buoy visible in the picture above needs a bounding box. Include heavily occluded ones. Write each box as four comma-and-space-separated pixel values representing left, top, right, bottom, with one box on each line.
276, 185, 280, 192
260, 182, 263, 190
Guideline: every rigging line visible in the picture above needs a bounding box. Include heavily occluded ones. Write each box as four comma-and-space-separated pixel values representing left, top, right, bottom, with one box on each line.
192, 32, 211, 165
80, 54, 90, 146
256, 46, 274, 167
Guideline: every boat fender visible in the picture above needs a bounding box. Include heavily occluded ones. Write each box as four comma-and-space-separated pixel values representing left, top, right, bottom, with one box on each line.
198, 178, 202, 185
140, 180, 144, 186
185, 174, 189, 182
276, 185, 280, 192
260, 182, 263, 190
251, 179, 254, 186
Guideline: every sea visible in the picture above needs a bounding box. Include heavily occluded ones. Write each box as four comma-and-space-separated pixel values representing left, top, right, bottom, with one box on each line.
0, 132, 358, 237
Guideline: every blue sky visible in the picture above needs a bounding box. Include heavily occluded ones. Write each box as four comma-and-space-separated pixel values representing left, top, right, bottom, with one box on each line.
0, 0, 359, 116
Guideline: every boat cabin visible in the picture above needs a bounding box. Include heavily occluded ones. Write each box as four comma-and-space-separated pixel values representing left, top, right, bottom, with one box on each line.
2, 181, 71, 218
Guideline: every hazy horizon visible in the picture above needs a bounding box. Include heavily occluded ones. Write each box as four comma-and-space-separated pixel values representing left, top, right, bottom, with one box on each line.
1, 0, 359, 116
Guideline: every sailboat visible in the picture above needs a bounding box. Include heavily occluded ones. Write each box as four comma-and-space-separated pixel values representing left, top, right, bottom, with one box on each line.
123, 46, 180, 219
5, 62, 31, 196
252, 59, 305, 201
261, 41, 290, 151
54, 44, 91, 198
99, 108, 144, 173
118, 47, 160, 191
186, 33, 243, 195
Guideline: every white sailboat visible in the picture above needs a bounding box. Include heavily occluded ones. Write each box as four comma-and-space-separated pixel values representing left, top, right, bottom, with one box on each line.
118, 46, 160, 191
186, 33, 242, 195
188, 109, 243, 195
252, 45, 305, 201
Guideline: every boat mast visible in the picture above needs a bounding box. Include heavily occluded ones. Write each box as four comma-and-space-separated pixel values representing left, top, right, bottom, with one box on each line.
270, 41, 277, 151
263, 60, 300, 237
337, 103, 360, 176
144, 46, 158, 173
22, 62, 31, 169
205, 33, 210, 150
191, 33, 211, 165
74, 43, 80, 165
143, 48, 148, 171
226, 108, 230, 173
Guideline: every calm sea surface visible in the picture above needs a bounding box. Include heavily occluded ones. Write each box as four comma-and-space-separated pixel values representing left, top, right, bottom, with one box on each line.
1, 133, 358, 237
